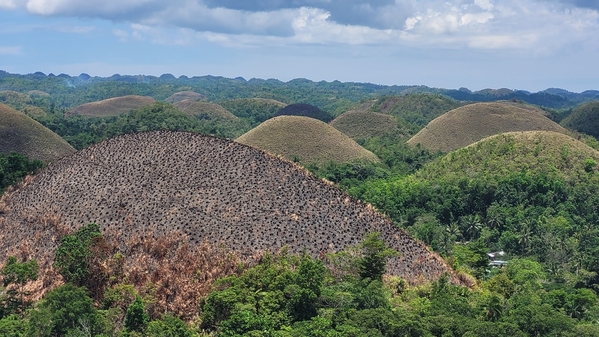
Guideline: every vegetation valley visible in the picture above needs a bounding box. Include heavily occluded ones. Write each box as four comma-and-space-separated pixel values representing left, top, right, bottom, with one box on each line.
1, 70, 599, 336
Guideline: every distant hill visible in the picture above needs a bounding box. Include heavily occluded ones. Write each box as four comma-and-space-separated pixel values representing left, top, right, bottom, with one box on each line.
220, 98, 287, 125
561, 101, 599, 138
0, 103, 75, 161
416, 131, 599, 183
330, 110, 407, 140
0, 90, 48, 118
165, 91, 205, 103
407, 102, 567, 152
366, 93, 462, 126
275, 103, 333, 122
65, 95, 156, 117
173, 100, 250, 138
236, 116, 379, 164
0, 131, 458, 313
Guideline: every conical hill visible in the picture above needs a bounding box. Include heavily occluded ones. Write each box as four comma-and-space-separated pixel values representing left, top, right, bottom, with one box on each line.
0, 103, 75, 161
330, 110, 407, 140
407, 102, 567, 152
0, 131, 457, 307
65, 95, 156, 117
165, 91, 205, 103
236, 116, 380, 164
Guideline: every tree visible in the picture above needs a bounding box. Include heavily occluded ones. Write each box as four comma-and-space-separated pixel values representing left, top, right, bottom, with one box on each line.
1, 256, 38, 315
125, 295, 149, 333
358, 232, 399, 281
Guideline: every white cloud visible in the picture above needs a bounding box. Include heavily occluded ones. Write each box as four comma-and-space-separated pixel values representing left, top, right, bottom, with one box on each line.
0, 46, 23, 55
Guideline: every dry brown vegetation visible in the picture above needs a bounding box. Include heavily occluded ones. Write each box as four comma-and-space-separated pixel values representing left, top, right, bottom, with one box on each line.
0, 103, 75, 162
173, 100, 239, 120
407, 102, 567, 152
236, 116, 380, 164
165, 91, 206, 103
330, 110, 407, 140
65, 95, 156, 117
0, 131, 459, 307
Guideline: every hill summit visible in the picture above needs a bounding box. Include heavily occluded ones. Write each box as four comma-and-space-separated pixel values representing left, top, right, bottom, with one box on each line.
65, 95, 156, 117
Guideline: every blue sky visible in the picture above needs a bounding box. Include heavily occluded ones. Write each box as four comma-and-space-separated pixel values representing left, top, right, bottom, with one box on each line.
0, 0, 598, 92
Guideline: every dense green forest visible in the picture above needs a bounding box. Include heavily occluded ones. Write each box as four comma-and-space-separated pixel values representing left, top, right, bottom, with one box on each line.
2, 71, 599, 335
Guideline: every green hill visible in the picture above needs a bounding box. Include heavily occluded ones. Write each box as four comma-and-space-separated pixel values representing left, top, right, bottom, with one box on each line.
330, 110, 407, 140
407, 102, 567, 152
367, 93, 462, 126
220, 98, 286, 125
165, 91, 205, 103
0, 103, 75, 161
173, 100, 250, 138
65, 95, 156, 117
561, 101, 599, 138
0, 90, 48, 118
236, 116, 380, 164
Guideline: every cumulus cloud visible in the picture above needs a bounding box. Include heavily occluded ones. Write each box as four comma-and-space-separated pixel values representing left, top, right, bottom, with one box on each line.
0, 0, 598, 53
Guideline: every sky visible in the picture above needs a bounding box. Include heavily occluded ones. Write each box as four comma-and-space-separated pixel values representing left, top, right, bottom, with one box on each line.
0, 0, 598, 92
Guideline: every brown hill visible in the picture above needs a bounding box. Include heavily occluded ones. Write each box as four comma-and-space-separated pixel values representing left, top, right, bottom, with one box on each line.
0, 103, 75, 161
330, 110, 407, 140
236, 116, 380, 164
0, 131, 458, 314
407, 102, 567, 152
65, 95, 156, 117
165, 91, 205, 103
173, 100, 238, 120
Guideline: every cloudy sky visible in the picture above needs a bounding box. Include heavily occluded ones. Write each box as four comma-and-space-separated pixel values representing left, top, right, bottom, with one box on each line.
0, 0, 597, 92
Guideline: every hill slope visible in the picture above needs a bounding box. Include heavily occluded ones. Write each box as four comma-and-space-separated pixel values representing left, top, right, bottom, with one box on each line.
173, 100, 250, 138
65, 95, 156, 117
236, 116, 380, 164
330, 110, 407, 140
220, 98, 287, 125
561, 101, 599, 138
407, 102, 567, 152
0, 131, 457, 307
0, 103, 75, 161
366, 93, 462, 126
275, 103, 333, 122
165, 91, 205, 103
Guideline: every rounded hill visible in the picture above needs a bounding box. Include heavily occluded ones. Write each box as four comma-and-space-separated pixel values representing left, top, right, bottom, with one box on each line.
369, 93, 462, 126
0, 103, 75, 162
220, 98, 287, 125
236, 116, 380, 164
407, 102, 567, 152
330, 110, 406, 140
65, 95, 156, 117
0, 131, 457, 304
275, 103, 332, 122
165, 91, 205, 103
173, 100, 250, 138
561, 101, 599, 138
416, 131, 599, 183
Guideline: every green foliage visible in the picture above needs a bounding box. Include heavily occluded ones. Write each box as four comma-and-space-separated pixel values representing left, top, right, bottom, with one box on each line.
28, 283, 100, 337
0, 152, 44, 194
358, 232, 399, 281
0, 314, 27, 336
1, 256, 38, 315
125, 295, 149, 333
147, 314, 194, 337
54, 223, 103, 286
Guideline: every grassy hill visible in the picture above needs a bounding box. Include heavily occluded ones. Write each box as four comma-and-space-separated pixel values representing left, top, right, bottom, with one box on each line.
561, 101, 599, 138
367, 93, 462, 126
0, 130, 457, 314
173, 100, 250, 138
0, 103, 75, 161
275, 103, 333, 122
407, 102, 567, 152
236, 116, 380, 164
220, 98, 286, 125
330, 110, 408, 140
415, 131, 599, 183
0, 90, 48, 118
65, 95, 156, 117
165, 91, 205, 103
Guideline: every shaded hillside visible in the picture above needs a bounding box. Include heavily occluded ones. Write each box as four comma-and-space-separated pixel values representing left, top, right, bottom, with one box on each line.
561, 101, 599, 138
330, 110, 407, 140
165, 91, 205, 103
368, 93, 462, 126
275, 103, 333, 122
416, 131, 599, 183
0, 103, 75, 161
236, 116, 380, 164
407, 102, 567, 152
0, 131, 458, 310
65, 95, 156, 117
220, 98, 286, 125
173, 100, 250, 138
0, 90, 48, 118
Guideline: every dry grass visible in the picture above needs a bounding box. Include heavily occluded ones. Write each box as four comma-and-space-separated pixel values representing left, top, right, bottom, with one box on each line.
0, 103, 75, 162
416, 131, 599, 184
0, 131, 461, 307
236, 116, 380, 164
65, 95, 156, 117
173, 100, 239, 120
165, 91, 205, 103
407, 102, 567, 152
330, 110, 407, 140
